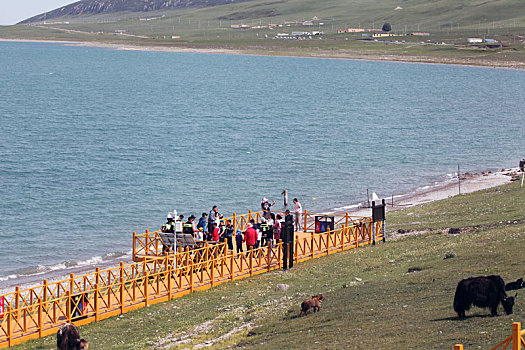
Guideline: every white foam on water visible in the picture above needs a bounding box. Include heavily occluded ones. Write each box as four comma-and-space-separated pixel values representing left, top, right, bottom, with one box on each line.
0, 275, 18, 282
331, 203, 362, 211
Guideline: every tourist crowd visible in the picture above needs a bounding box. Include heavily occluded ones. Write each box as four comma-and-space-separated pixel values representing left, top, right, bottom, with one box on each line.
160, 197, 303, 252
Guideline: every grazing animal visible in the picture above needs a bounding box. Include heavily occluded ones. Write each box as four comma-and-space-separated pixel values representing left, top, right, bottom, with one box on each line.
453, 275, 515, 318
505, 278, 524, 291
57, 323, 88, 350
300, 294, 325, 316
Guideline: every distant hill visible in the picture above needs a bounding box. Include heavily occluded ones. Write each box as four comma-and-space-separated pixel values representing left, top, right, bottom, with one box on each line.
19, 0, 256, 24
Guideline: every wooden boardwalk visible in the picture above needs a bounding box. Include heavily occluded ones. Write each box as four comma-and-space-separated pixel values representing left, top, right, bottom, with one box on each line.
0, 213, 384, 348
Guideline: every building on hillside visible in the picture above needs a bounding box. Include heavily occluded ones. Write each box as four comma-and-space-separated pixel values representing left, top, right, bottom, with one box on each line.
411, 32, 430, 36
372, 33, 398, 38
467, 38, 483, 43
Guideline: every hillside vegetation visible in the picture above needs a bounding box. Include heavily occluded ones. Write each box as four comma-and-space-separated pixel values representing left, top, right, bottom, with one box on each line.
18, 0, 525, 29
2, 0, 524, 68
14, 180, 525, 349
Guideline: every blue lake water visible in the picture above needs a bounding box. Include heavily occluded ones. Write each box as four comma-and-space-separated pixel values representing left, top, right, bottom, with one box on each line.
1, 41, 524, 284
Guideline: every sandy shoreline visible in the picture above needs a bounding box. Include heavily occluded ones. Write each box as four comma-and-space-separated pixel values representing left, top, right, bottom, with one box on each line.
1, 38, 524, 70
0, 168, 518, 295
340, 169, 515, 218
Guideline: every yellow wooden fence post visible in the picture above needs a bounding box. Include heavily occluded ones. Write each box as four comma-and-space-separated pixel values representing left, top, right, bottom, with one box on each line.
248, 210, 252, 221
143, 258, 149, 306
67, 275, 75, 294
7, 305, 11, 347
37, 297, 42, 337
145, 229, 149, 255
133, 231, 137, 259
66, 291, 71, 323
95, 267, 100, 313
340, 228, 344, 252
311, 232, 315, 259
249, 248, 253, 276
345, 212, 349, 228
230, 252, 234, 281
304, 209, 308, 232
167, 256, 172, 299
326, 229, 330, 255
94, 283, 99, 322
190, 262, 194, 293
513, 322, 521, 350
211, 255, 215, 287
277, 240, 282, 269
43, 279, 48, 325
120, 262, 124, 314
454, 345, 463, 350
267, 242, 271, 272
15, 286, 19, 321
233, 212, 237, 233
295, 240, 298, 263
43, 279, 48, 305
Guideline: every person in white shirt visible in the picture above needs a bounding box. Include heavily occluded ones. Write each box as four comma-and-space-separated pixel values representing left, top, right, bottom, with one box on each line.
293, 198, 303, 231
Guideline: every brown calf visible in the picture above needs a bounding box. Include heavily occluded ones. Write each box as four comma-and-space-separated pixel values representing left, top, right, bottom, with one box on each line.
300, 294, 325, 316
57, 323, 89, 350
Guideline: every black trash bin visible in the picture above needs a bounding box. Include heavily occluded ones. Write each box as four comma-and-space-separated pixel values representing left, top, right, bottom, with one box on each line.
314, 216, 335, 233
71, 294, 87, 321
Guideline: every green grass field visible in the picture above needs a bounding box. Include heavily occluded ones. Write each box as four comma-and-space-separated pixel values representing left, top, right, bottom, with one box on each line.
13, 180, 525, 349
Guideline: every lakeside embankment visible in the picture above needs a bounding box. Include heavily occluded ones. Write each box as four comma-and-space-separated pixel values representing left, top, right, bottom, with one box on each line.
0, 168, 517, 297
1, 38, 524, 70
11, 176, 525, 350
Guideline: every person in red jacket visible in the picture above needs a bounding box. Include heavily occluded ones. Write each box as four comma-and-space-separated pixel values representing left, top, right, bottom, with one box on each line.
211, 223, 220, 241
243, 223, 257, 253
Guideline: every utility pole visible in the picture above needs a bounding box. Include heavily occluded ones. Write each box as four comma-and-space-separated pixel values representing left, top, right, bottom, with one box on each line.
458, 164, 461, 195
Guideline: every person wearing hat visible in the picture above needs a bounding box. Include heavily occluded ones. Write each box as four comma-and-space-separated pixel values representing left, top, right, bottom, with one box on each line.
161, 213, 175, 233
161, 213, 176, 253
261, 197, 276, 220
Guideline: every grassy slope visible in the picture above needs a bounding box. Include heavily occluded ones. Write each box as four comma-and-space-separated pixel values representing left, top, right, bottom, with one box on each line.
14, 180, 525, 349
0, 0, 524, 67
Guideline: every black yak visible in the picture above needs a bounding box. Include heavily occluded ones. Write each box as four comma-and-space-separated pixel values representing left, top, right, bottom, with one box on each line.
453, 275, 515, 318
505, 278, 524, 291
57, 323, 88, 350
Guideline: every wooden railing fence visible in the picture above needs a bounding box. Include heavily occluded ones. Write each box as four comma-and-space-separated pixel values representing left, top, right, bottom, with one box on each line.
133, 210, 370, 260
455, 322, 525, 349
0, 215, 383, 348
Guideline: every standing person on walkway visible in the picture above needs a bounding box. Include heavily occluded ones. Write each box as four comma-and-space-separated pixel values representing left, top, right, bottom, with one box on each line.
161, 213, 175, 233
197, 213, 207, 233
183, 215, 196, 235
282, 209, 295, 269
224, 219, 235, 251
260, 218, 270, 246
273, 213, 282, 243
211, 223, 220, 242
208, 206, 220, 237
161, 213, 175, 253
243, 223, 257, 255
261, 197, 276, 220
235, 229, 244, 254
218, 220, 226, 244
293, 198, 303, 231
